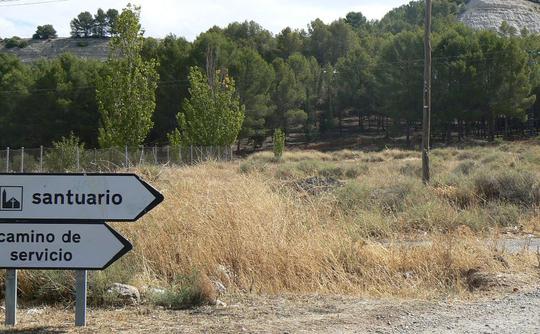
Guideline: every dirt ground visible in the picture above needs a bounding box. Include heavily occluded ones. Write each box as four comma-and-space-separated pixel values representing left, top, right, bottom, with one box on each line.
1, 282, 539, 334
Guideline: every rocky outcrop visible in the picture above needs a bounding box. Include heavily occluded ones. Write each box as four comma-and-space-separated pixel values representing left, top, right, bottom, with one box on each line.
0, 38, 109, 63
459, 0, 540, 34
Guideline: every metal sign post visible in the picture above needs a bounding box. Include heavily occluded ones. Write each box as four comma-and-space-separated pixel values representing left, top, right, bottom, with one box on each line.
75, 270, 87, 327
5, 269, 17, 326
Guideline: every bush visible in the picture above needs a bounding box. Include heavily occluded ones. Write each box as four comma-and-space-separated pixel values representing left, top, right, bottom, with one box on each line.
336, 181, 370, 210
473, 170, 540, 206
4, 36, 27, 49
33, 24, 58, 40
149, 272, 216, 309
485, 202, 521, 227
370, 182, 417, 212
239, 160, 266, 174
453, 160, 477, 175
273, 129, 285, 160
399, 162, 422, 177
344, 164, 368, 178
18, 270, 75, 303
456, 151, 480, 161
44, 133, 86, 172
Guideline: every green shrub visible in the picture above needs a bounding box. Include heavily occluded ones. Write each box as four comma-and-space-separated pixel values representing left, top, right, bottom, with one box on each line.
4, 36, 27, 49
239, 160, 266, 174
318, 164, 344, 178
275, 163, 300, 179
349, 209, 393, 238
456, 208, 489, 232
485, 202, 521, 227
18, 270, 75, 303
370, 182, 417, 212
44, 133, 86, 172
336, 181, 370, 210
456, 151, 480, 161
399, 162, 422, 177
336, 180, 418, 213
88, 259, 139, 306
473, 170, 540, 206
453, 160, 477, 175
344, 164, 368, 178
273, 129, 285, 160
149, 272, 216, 309
401, 199, 457, 232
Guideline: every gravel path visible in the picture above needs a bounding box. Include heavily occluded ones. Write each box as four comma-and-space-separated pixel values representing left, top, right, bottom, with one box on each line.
383, 287, 540, 334
2, 286, 539, 333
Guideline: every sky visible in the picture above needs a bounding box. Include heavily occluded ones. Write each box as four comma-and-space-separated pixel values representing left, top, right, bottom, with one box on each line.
0, 0, 410, 40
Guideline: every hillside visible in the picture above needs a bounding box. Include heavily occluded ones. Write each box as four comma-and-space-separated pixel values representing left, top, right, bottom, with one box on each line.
0, 38, 109, 62
459, 0, 540, 33
2, 1, 540, 63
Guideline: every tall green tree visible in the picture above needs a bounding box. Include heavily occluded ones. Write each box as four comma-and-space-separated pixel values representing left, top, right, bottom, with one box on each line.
147, 35, 192, 143
171, 66, 245, 146
276, 27, 305, 59
96, 4, 159, 148
287, 53, 322, 137
472, 31, 535, 141
230, 47, 275, 147
269, 58, 304, 132
0, 54, 32, 147
376, 30, 424, 143
32, 25, 57, 40
93, 9, 108, 37
70, 11, 94, 38
336, 47, 375, 130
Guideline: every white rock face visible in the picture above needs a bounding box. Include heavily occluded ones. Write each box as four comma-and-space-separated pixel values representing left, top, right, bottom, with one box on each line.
460, 0, 540, 34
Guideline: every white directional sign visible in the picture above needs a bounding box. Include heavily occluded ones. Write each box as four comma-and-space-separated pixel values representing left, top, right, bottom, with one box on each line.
0, 173, 164, 222
0, 223, 132, 270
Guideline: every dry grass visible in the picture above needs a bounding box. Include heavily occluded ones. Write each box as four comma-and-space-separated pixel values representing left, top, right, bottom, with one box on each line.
120, 164, 507, 298
6, 141, 540, 305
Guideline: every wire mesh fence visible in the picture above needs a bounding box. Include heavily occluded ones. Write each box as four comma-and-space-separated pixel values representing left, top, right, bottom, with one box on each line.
0, 146, 234, 173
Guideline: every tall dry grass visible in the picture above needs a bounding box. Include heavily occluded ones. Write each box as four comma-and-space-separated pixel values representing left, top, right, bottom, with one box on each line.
6, 142, 540, 304
118, 159, 533, 298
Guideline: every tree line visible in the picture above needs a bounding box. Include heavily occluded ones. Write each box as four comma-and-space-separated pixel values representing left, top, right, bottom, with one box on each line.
0, 0, 539, 150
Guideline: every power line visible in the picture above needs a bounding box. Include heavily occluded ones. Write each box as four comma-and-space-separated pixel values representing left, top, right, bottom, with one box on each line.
0, 0, 68, 7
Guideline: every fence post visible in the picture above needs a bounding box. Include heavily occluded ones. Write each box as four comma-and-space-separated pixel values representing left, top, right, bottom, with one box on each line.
154, 145, 158, 164
139, 146, 144, 166
6, 147, 9, 173
190, 145, 193, 164
179, 146, 182, 165
40, 146, 43, 172
76, 146, 80, 172
94, 149, 97, 172
20, 147, 24, 173
125, 146, 129, 169
166, 146, 170, 164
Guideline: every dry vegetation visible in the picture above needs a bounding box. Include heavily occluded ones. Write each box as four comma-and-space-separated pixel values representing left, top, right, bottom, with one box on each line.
4, 140, 540, 308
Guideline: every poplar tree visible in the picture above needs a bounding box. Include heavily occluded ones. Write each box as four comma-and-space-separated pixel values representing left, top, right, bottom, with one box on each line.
170, 66, 244, 146
96, 4, 159, 148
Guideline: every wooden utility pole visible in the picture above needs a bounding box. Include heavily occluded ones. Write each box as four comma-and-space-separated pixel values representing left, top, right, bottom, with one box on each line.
422, 0, 432, 184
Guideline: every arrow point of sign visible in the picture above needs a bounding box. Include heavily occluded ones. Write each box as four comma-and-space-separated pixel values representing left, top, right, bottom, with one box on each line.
102, 223, 133, 270
133, 175, 165, 222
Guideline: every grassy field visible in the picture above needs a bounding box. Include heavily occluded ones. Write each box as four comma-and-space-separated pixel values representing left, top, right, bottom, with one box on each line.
5, 140, 540, 308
